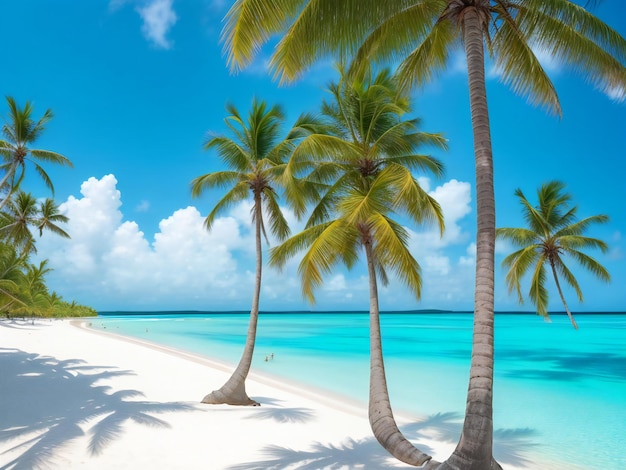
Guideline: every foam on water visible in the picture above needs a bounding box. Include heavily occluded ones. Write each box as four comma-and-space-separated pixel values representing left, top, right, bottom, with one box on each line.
92, 312, 626, 469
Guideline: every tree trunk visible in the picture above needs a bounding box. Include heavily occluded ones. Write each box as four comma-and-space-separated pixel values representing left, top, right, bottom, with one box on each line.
550, 262, 578, 329
364, 239, 439, 468
442, 7, 501, 470
201, 195, 263, 406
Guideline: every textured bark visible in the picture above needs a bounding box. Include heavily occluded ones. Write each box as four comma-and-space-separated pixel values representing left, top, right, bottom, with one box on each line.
202, 195, 263, 406
550, 262, 579, 330
442, 7, 501, 470
365, 240, 439, 468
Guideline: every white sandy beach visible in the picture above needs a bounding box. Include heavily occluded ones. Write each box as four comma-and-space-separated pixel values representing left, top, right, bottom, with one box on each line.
0, 319, 523, 470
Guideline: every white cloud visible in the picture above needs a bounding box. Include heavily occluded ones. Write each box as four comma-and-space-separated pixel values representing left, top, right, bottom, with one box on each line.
137, 0, 177, 49
403, 179, 475, 308
35, 175, 254, 310
34, 175, 479, 312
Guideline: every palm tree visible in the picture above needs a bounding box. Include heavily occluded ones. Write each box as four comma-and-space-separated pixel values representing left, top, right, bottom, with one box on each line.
271, 69, 446, 466
36, 198, 70, 238
220, 2, 626, 467
0, 242, 27, 317
19, 260, 54, 320
0, 191, 40, 255
497, 181, 610, 330
191, 98, 315, 406
0, 96, 73, 210
0, 191, 69, 255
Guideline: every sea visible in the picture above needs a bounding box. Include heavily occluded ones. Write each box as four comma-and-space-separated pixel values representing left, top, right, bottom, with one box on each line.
91, 311, 626, 470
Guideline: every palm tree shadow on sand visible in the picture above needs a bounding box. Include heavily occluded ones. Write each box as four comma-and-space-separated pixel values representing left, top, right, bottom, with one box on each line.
243, 396, 316, 424
0, 348, 195, 470
230, 411, 539, 470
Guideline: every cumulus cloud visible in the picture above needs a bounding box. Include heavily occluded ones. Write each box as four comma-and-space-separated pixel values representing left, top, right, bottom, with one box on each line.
400, 179, 476, 308
137, 0, 178, 49
34, 175, 478, 312
35, 175, 253, 310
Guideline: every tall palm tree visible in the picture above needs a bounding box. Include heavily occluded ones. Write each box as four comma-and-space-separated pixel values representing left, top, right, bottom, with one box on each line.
220, 2, 626, 468
191, 98, 315, 406
0, 96, 73, 210
271, 69, 446, 466
497, 181, 610, 329
0, 191, 69, 255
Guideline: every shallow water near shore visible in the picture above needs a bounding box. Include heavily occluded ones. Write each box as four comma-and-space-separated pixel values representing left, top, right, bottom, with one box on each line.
92, 312, 626, 469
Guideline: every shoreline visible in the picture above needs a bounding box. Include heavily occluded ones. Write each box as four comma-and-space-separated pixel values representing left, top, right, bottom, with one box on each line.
1, 318, 466, 469
75, 319, 371, 420
1, 317, 588, 469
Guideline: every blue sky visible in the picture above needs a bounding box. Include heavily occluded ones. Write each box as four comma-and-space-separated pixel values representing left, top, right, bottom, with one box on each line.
3, 1, 625, 313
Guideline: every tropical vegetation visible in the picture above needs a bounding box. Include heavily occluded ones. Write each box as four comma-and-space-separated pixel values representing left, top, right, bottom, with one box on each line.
270, 67, 446, 465
220, 1, 626, 468
497, 181, 610, 329
0, 242, 96, 319
0, 97, 94, 319
191, 99, 317, 406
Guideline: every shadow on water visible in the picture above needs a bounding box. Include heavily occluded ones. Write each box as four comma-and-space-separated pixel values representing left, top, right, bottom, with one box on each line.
230, 410, 539, 469
443, 347, 626, 382
497, 349, 626, 382
0, 348, 195, 470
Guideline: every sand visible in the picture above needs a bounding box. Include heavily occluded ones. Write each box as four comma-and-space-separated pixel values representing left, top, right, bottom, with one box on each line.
0, 318, 517, 470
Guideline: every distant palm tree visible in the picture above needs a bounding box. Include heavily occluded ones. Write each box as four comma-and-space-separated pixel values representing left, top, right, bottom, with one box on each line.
36, 198, 70, 237
18, 260, 54, 319
271, 69, 445, 465
191, 99, 315, 406
221, 2, 626, 467
0, 191, 69, 255
497, 181, 610, 329
0, 97, 72, 210
0, 242, 27, 316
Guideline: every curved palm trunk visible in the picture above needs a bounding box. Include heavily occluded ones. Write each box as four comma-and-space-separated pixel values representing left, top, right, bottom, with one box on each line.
443, 7, 501, 470
364, 239, 439, 468
201, 196, 263, 406
549, 262, 578, 330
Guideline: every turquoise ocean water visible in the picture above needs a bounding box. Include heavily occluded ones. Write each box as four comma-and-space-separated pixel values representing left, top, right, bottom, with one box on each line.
92, 312, 626, 469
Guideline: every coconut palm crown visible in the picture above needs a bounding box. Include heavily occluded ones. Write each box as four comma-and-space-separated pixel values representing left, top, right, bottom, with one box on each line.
497, 180, 610, 329
0, 97, 72, 210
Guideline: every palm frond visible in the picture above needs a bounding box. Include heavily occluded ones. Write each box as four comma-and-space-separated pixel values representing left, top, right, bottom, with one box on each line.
29, 149, 73, 167
517, 0, 626, 101
190, 171, 244, 197
263, 188, 290, 242
501, 246, 540, 303
395, 14, 459, 92
561, 247, 611, 283
221, 0, 304, 73
369, 213, 422, 299
528, 256, 549, 316
490, 7, 561, 116
203, 181, 250, 231
496, 227, 538, 246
